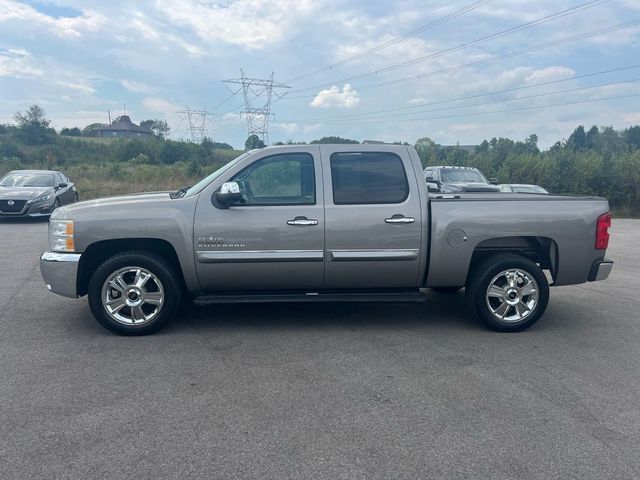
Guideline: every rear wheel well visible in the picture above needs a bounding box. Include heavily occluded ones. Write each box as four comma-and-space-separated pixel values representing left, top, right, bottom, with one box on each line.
77, 239, 185, 296
467, 236, 557, 285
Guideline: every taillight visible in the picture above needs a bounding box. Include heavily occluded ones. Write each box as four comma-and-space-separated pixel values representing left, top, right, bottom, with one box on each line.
595, 212, 611, 250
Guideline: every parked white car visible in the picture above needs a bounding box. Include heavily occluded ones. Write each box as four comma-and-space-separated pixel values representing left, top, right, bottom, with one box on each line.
499, 184, 548, 194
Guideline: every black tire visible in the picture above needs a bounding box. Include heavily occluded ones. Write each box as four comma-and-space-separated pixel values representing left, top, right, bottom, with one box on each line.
466, 254, 549, 332
87, 251, 182, 335
73, 192, 79, 202
52, 198, 60, 210
431, 286, 463, 293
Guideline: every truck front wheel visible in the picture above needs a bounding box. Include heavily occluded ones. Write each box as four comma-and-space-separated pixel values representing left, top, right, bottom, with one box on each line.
467, 254, 549, 332
87, 251, 182, 335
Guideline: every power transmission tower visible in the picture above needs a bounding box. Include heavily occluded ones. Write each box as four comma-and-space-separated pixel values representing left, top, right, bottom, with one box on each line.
222, 70, 290, 146
177, 106, 213, 143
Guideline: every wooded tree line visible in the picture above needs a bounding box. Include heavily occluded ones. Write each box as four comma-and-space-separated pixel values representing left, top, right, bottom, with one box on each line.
414, 125, 640, 216
1, 106, 639, 215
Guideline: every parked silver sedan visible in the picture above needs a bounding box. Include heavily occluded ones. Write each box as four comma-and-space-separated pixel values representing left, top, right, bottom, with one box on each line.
0, 170, 78, 218
499, 184, 548, 194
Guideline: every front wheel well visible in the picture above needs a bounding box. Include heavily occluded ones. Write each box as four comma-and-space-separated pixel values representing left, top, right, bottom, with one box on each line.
77, 238, 185, 296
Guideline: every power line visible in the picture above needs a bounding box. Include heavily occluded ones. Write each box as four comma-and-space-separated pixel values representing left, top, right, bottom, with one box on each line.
284, 0, 494, 83
285, 0, 611, 95
281, 18, 640, 100
329, 92, 640, 126
273, 79, 640, 125
274, 64, 640, 123
235, 17, 640, 124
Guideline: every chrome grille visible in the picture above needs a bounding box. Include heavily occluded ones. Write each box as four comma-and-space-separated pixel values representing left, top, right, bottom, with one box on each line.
0, 200, 27, 213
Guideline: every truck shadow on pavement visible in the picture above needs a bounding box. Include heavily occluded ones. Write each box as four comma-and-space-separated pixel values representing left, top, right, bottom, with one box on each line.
168, 290, 483, 335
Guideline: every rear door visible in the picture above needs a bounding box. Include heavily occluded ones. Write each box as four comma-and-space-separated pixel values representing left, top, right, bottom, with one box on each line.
194, 147, 325, 291
322, 147, 423, 289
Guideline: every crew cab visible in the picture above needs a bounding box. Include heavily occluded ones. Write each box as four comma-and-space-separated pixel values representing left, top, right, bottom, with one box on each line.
40, 145, 613, 335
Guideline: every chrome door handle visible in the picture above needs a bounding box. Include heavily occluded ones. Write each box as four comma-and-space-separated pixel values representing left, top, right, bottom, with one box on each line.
385, 215, 415, 224
287, 216, 318, 226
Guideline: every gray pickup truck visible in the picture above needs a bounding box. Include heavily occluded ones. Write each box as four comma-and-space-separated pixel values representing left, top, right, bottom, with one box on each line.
40, 144, 613, 335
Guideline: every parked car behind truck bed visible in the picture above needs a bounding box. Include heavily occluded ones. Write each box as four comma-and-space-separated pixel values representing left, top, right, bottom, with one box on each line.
40, 144, 613, 335
424, 165, 500, 193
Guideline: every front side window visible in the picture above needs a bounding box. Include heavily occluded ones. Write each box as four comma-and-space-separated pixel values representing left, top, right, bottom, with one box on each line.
230, 153, 315, 205
330, 152, 409, 205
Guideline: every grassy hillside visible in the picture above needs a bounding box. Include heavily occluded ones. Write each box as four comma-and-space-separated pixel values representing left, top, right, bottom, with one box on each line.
0, 132, 242, 199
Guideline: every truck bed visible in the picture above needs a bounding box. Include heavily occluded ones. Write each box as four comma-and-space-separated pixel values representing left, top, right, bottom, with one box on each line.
426, 193, 610, 287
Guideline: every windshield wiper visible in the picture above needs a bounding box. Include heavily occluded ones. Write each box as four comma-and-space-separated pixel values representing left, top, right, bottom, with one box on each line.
170, 186, 190, 199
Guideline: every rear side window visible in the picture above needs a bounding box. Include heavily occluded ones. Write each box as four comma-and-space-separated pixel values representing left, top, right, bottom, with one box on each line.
330, 152, 409, 204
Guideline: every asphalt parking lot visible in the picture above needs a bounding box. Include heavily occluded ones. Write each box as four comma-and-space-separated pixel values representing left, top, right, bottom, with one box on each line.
0, 218, 638, 480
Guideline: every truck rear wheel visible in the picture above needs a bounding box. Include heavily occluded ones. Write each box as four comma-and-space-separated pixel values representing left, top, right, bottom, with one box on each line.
467, 254, 549, 332
87, 251, 182, 335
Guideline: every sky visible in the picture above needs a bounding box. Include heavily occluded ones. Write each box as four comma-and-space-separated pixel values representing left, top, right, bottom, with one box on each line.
0, 0, 639, 149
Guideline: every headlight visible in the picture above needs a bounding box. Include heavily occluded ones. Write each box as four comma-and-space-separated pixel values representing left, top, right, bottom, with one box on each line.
49, 220, 75, 252
32, 193, 54, 204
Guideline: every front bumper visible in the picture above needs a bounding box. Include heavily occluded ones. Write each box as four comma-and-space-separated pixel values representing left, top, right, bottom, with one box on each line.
588, 258, 614, 282
40, 251, 81, 298
0, 202, 54, 217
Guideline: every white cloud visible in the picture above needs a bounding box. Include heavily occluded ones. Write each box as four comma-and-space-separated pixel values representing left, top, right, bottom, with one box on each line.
130, 15, 205, 57
408, 97, 429, 105
56, 80, 95, 95
141, 97, 181, 114
525, 66, 575, 84
121, 79, 154, 94
0, 0, 104, 38
622, 112, 640, 123
153, 0, 320, 50
0, 48, 42, 78
310, 84, 360, 109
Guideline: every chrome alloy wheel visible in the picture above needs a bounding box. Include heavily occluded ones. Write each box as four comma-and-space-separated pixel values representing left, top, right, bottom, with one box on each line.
101, 267, 164, 325
485, 269, 539, 323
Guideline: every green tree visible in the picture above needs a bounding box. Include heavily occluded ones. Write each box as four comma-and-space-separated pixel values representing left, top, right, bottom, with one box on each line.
245, 134, 265, 150
60, 127, 82, 136
140, 119, 170, 139
309, 136, 359, 144
414, 137, 439, 167
13, 105, 56, 145
82, 123, 104, 137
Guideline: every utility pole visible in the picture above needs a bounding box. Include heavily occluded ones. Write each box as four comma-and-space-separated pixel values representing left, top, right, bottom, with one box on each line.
222, 70, 290, 146
176, 106, 213, 143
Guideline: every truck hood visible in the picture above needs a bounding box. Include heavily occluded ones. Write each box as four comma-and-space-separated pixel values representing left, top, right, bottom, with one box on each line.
52, 191, 173, 220
447, 182, 500, 192
0, 186, 54, 200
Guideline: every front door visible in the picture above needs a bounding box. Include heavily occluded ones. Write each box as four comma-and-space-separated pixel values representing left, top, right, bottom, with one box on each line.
322, 147, 423, 289
194, 147, 325, 291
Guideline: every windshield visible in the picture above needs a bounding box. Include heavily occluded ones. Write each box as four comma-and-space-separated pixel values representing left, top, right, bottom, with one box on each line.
440, 169, 488, 184
182, 152, 252, 198
0, 173, 54, 187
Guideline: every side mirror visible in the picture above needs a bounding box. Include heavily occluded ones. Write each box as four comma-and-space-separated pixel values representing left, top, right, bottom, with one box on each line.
213, 181, 243, 209
489, 178, 499, 185
57, 182, 68, 189
426, 180, 440, 192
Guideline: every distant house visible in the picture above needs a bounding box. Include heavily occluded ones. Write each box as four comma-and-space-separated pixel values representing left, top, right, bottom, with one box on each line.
99, 115, 153, 138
